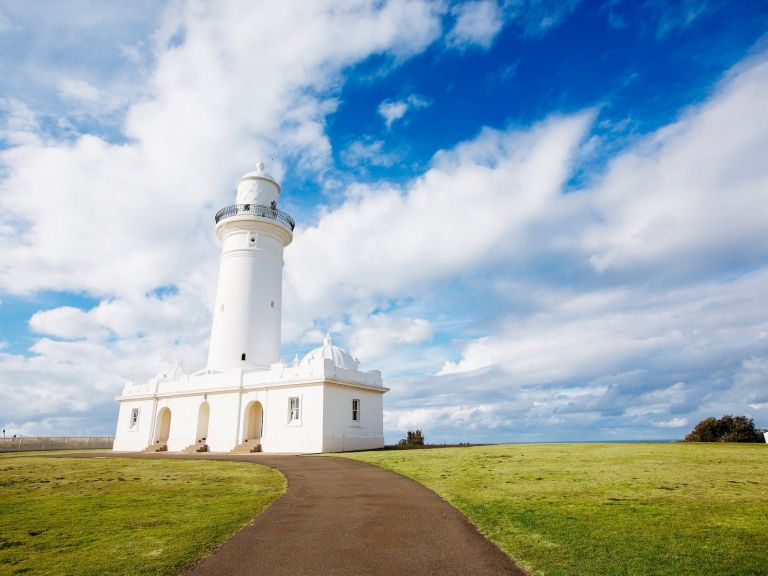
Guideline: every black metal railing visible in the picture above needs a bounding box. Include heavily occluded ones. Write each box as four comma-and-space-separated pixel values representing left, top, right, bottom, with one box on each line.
214, 204, 295, 231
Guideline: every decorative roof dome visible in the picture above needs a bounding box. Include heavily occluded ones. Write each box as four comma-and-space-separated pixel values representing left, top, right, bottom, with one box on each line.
300, 334, 360, 371
236, 160, 281, 205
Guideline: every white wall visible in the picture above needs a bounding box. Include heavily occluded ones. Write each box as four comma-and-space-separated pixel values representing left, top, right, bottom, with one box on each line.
322, 384, 385, 452
156, 395, 197, 452
114, 390, 241, 452
207, 224, 286, 371
113, 398, 155, 451
115, 377, 385, 454
255, 383, 325, 453
201, 393, 241, 452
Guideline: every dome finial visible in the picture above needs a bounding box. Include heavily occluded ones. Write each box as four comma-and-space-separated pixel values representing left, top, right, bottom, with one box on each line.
255, 159, 266, 172
324, 332, 332, 346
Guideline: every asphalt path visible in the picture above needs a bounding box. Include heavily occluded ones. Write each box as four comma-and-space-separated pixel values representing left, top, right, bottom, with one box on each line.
64, 452, 527, 576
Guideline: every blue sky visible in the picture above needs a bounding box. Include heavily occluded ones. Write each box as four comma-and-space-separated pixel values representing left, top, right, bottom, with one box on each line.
1, 0, 767, 443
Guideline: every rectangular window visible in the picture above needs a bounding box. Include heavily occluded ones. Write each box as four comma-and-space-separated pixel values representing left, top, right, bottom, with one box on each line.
289, 397, 301, 421
129, 408, 140, 430
352, 399, 360, 422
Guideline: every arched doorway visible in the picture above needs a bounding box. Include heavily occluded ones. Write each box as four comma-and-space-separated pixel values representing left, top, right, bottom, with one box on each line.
196, 402, 210, 441
243, 401, 263, 442
154, 407, 172, 443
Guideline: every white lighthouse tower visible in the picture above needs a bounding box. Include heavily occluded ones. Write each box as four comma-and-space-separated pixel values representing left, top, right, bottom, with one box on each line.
207, 161, 293, 371
113, 163, 387, 454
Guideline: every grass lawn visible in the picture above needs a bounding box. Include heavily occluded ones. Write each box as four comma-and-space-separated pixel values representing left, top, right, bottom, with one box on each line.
342, 443, 767, 576
0, 456, 285, 576
0, 449, 110, 458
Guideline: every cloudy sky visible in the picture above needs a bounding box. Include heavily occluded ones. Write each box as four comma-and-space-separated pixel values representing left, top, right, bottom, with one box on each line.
1, 0, 767, 443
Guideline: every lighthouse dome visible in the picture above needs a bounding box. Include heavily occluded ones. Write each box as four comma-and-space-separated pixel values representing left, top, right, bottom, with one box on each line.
236, 161, 281, 205
300, 334, 360, 370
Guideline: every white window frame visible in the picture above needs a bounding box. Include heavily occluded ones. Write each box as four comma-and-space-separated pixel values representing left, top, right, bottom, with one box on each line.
352, 398, 360, 422
288, 396, 301, 424
129, 407, 140, 431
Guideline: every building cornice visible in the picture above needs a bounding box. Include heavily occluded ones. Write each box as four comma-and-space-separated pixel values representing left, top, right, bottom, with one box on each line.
116, 376, 387, 402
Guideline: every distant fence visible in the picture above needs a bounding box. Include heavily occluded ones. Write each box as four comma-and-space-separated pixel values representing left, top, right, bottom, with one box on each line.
0, 436, 114, 452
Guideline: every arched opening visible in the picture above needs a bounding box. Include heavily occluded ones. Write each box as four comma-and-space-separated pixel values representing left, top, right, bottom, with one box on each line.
154, 407, 172, 443
196, 402, 210, 441
243, 401, 263, 442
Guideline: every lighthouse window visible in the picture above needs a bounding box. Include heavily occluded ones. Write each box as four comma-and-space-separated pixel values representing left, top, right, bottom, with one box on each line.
241, 353, 246, 361
270, 300, 274, 308
129, 408, 140, 430
289, 397, 301, 421
352, 399, 360, 422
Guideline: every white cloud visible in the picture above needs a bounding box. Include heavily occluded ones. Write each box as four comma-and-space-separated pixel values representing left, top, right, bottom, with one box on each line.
0, 1, 444, 301
341, 138, 400, 168
347, 314, 433, 363
29, 306, 104, 340
28, 287, 211, 343
366, 54, 768, 440
378, 100, 408, 127
446, 0, 504, 50
57, 78, 102, 103
654, 417, 688, 428
1, 288, 212, 429
583, 56, 768, 276
0, 332, 204, 423
439, 269, 768, 383
377, 93, 432, 128
284, 111, 592, 339
3, 415, 112, 437
0, 98, 40, 146
0, 2, 166, 129
385, 403, 501, 431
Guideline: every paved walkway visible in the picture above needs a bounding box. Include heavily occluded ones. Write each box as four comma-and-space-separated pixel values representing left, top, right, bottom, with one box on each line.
69, 452, 526, 576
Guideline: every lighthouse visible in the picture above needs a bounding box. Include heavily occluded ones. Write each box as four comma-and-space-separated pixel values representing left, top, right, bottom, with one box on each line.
207, 161, 294, 371
113, 163, 387, 454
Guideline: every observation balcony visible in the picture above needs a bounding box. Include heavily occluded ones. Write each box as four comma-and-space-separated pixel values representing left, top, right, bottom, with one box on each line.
214, 204, 295, 231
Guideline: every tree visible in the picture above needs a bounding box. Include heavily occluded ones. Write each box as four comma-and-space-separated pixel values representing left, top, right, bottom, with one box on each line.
723, 415, 765, 442
684, 417, 719, 442
398, 429, 425, 447
684, 415, 765, 443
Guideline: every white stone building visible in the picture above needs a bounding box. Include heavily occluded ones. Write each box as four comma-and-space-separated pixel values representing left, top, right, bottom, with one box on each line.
113, 164, 387, 454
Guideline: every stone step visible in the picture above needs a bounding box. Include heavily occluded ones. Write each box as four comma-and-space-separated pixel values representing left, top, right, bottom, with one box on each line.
142, 442, 168, 453
231, 440, 262, 454
181, 440, 209, 453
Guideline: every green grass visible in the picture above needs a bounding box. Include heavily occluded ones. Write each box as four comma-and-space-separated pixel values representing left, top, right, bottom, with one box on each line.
0, 449, 110, 458
0, 456, 285, 576
341, 443, 768, 576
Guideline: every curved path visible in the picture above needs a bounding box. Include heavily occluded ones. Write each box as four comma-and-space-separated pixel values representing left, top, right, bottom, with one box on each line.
69, 452, 526, 576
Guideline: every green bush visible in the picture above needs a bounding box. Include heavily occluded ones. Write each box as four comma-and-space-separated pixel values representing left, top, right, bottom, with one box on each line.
684, 415, 765, 442
397, 429, 425, 446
